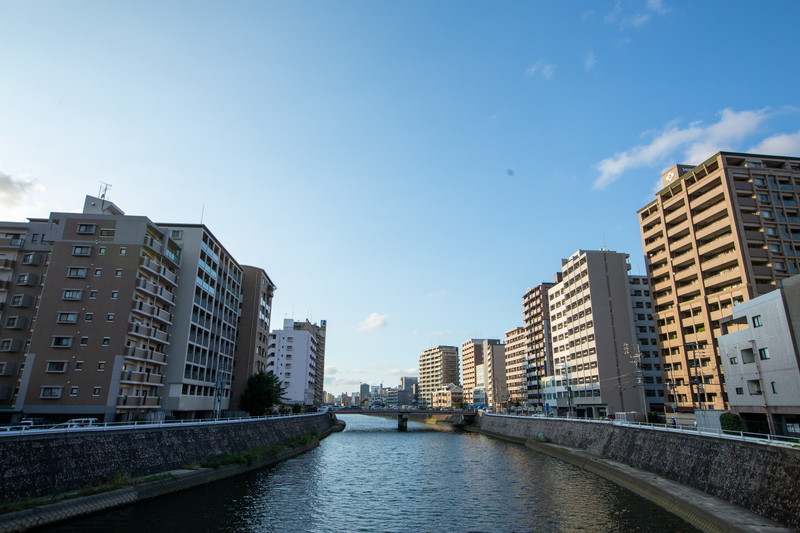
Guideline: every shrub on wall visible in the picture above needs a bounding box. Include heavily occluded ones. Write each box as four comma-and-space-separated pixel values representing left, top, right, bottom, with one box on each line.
720, 412, 742, 432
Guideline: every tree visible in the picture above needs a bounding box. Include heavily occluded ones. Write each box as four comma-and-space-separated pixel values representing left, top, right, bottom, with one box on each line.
240, 371, 286, 416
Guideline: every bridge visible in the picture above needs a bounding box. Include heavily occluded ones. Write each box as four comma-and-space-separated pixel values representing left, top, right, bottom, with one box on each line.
329, 408, 476, 430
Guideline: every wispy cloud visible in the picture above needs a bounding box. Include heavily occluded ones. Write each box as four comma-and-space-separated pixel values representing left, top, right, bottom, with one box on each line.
584, 50, 597, 71
594, 108, 772, 189
0, 171, 36, 205
357, 312, 389, 331
748, 131, 800, 156
605, 0, 670, 30
524, 60, 556, 80
387, 367, 417, 376
426, 289, 449, 300
433, 330, 454, 337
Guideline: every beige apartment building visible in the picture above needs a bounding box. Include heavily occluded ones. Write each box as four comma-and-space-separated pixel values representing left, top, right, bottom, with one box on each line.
638, 151, 800, 413
542, 250, 642, 418
504, 327, 527, 405
523, 282, 555, 406
418, 345, 459, 407
460, 339, 482, 406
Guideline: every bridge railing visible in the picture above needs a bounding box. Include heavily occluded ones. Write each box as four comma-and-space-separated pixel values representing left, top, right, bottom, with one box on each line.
489, 413, 800, 449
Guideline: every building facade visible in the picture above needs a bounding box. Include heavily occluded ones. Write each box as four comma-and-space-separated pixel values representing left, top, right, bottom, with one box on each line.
460, 340, 483, 407
418, 345, 459, 408
523, 282, 555, 407
504, 327, 527, 406
541, 250, 642, 418
638, 152, 800, 413
718, 275, 800, 435
267, 319, 327, 407
628, 275, 665, 413
482, 339, 507, 409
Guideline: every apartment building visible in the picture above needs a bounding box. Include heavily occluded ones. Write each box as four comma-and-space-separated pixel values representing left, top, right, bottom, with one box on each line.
638, 151, 800, 413
8, 197, 182, 422
523, 282, 555, 406
628, 275, 664, 413
504, 327, 527, 405
482, 339, 507, 409
541, 250, 642, 418
460, 340, 483, 407
230, 266, 276, 412
717, 274, 800, 436
418, 345, 459, 408
432, 383, 463, 409
267, 319, 327, 406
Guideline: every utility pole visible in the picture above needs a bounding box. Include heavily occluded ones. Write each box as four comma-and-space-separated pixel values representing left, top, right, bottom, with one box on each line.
563, 363, 573, 418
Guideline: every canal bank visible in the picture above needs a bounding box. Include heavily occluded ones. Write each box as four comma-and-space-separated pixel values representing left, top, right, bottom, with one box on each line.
0, 413, 340, 532
471, 414, 797, 533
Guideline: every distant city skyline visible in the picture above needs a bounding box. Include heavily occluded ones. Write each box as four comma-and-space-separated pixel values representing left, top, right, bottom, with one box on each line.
1, 2, 799, 392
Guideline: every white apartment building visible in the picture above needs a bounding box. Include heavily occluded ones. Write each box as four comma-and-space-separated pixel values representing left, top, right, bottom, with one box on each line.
629, 275, 665, 413
267, 318, 326, 406
505, 327, 527, 406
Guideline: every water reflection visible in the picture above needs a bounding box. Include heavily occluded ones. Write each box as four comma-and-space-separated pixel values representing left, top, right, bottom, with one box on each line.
47, 415, 696, 532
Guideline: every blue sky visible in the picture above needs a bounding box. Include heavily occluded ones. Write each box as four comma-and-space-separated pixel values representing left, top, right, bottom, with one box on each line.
2, 1, 799, 395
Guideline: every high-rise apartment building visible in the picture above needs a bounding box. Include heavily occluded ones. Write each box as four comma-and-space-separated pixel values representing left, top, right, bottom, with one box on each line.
482, 339, 507, 409
418, 345, 459, 408
523, 282, 555, 406
230, 266, 275, 412
638, 151, 800, 413
542, 250, 642, 418
460, 340, 483, 407
158, 224, 243, 419
6, 197, 182, 422
628, 275, 664, 413
504, 327, 527, 405
267, 319, 327, 406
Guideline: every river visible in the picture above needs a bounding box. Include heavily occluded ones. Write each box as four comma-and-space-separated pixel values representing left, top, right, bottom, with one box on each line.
46, 415, 697, 532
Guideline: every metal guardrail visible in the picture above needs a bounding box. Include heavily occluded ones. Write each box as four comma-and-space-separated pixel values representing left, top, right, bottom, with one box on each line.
0, 412, 323, 436
489, 413, 800, 449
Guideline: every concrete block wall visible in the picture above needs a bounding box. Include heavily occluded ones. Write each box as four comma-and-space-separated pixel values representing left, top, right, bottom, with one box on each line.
477, 414, 800, 530
0, 413, 335, 502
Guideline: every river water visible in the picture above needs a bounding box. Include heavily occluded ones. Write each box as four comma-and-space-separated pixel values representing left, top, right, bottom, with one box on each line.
47, 415, 696, 532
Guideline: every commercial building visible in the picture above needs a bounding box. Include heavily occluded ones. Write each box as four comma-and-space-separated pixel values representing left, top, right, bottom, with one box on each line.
638, 152, 800, 413
541, 250, 643, 418
418, 345, 459, 408
718, 275, 800, 436
267, 318, 327, 406
230, 266, 276, 412
504, 327, 527, 405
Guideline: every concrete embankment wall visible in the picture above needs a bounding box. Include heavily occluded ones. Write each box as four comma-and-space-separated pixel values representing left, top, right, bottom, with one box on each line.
0, 413, 335, 502
476, 414, 800, 530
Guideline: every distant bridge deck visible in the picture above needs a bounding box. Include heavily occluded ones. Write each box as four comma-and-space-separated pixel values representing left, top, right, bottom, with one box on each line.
329, 408, 472, 416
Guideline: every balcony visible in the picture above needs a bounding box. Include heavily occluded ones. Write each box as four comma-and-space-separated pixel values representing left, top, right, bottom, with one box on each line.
740, 213, 762, 227
642, 223, 663, 240
673, 268, 697, 284
124, 346, 167, 364
698, 233, 735, 256
132, 301, 173, 325
0, 258, 15, 270
704, 268, 742, 291
119, 370, 164, 386
135, 279, 175, 304
128, 323, 170, 344
116, 395, 161, 408
700, 248, 737, 271
692, 201, 728, 226
694, 217, 732, 242
666, 219, 690, 238
689, 185, 725, 211
676, 280, 701, 298
744, 231, 765, 244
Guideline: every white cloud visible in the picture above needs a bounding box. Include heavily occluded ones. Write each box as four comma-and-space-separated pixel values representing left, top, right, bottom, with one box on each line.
0, 171, 37, 205
584, 51, 597, 71
387, 367, 417, 376
524, 60, 556, 80
606, 0, 670, 29
594, 108, 771, 189
748, 131, 800, 156
433, 330, 454, 337
426, 289, 449, 300
357, 312, 389, 331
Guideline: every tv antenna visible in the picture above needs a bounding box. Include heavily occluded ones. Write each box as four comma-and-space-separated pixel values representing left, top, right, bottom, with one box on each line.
99, 182, 112, 200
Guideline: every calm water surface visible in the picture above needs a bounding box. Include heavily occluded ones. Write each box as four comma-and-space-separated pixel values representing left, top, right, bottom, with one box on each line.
47, 415, 697, 532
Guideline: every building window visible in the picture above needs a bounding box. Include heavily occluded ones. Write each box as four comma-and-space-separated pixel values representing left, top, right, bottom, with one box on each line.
115, 268, 123, 277
40, 387, 62, 399
94, 268, 102, 276
759, 347, 770, 360
76, 224, 96, 234
102, 337, 110, 346
171, 230, 182, 239
119, 247, 127, 256
80, 337, 89, 346
92, 387, 101, 396
51, 336, 73, 348
46, 361, 67, 373
99, 229, 115, 237
98, 247, 107, 255
75, 361, 84, 370
70, 387, 79, 396
771, 382, 778, 394
111, 291, 119, 299
67, 267, 88, 278
72, 246, 92, 256
98, 361, 106, 371
729, 356, 738, 364
62, 289, 82, 301
10, 295, 27, 307
752, 315, 763, 328
57, 312, 79, 324
3, 316, 20, 329
90, 290, 98, 299
85, 313, 94, 322
106, 313, 115, 322
735, 387, 744, 395
16, 273, 35, 286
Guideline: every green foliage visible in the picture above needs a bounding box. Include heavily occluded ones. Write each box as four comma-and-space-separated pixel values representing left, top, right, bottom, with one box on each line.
720, 412, 743, 432
240, 371, 287, 416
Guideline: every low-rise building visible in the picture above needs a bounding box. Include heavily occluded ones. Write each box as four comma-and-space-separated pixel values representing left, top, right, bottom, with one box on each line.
432, 383, 463, 408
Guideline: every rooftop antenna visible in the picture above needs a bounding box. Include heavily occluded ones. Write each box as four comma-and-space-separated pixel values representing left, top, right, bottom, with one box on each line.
200, 204, 205, 224
98, 182, 111, 211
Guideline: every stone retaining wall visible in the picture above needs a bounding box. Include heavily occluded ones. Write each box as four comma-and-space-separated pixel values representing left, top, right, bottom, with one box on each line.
0, 413, 335, 503
476, 414, 800, 530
